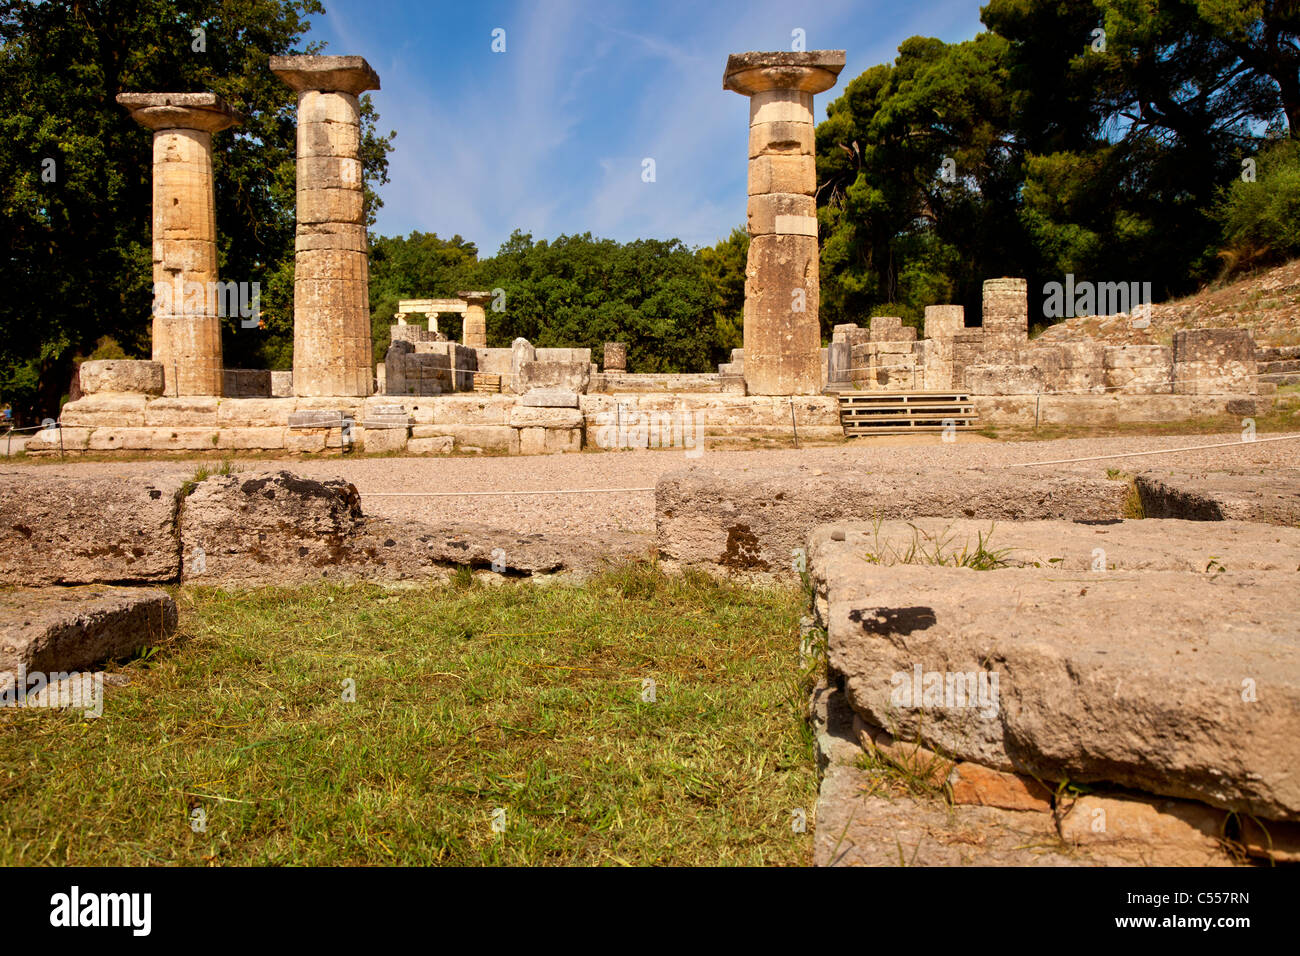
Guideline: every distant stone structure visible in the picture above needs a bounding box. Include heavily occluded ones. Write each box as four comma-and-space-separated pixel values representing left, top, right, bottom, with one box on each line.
271, 55, 380, 397
117, 92, 242, 397
725, 50, 845, 396
459, 291, 492, 349
603, 342, 627, 372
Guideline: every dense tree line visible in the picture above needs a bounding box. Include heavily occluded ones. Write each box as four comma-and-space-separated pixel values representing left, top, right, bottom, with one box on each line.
2, 0, 1295, 417
816, 0, 1300, 331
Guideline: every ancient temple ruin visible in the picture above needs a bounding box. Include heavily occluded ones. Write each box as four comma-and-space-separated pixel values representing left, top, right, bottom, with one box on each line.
36, 50, 1272, 458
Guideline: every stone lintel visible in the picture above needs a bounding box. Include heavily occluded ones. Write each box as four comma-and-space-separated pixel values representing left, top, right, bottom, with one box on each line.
724, 50, 845, 95
270, 55, 380, 95
116, 92, 243, 132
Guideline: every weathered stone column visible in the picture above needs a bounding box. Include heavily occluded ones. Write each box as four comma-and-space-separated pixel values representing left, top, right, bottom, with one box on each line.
603, 342, 627, 372
117, 93, 241, 396
459, 291, 492, 349
271, 55, 380, 397
725, 51, 844, 395
981, 278, 1029, 356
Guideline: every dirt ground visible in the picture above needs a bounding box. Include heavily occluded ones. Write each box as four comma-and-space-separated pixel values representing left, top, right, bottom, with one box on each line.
6, 431, 1296, 537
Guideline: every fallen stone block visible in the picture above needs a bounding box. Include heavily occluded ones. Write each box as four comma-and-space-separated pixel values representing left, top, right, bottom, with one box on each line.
0, 586, 176, 675
1136, 469, 1300, 525
815, 557, 1300, 820
179, 471, 363, 583
78, 360, 164, 396
177, 470, 650, 586
0, 473, 183, 585
656, 466, 1128, 575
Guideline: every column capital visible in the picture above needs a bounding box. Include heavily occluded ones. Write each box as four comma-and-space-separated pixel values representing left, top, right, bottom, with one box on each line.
457, 291, 493, 307
116, 92, 243, 133
723, 51, 845, 96
270, 55, 380, 94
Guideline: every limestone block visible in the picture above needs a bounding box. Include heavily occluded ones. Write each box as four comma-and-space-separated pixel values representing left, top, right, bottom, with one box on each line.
509, 405, 584, 428
215, 427, 287, 450
510, 338, 537, 394
296, 222, 367, 253
430, 395, 513, 425
1057, 794, 1227, 866
79, 360, 165, 396
923, 305, 963, 341
747, 154, 816, 196
361, 426, 408, 454
411, 424, 517, 453
747, 87, 815, 125
963, 364, 1044, 395
518, 427, 547, 455
59, 394, 148, 427
746, 192, 817, 236
981, 277, 1029, 349
144, 396, 220, 427
217, 398, 295, 427
1104, 345, 1172, 393
748, 120, 814, 158
87, 427, 216, 451
285, 431, 326, 454
517, 361, 591, 394
407, 436, 453, 455
22, 426, 91, 453
546, 427, 583, 454
519, 389, 580, 408
0, 473, 184, 585
814, 551, 1300, 818
0, 586, 177, 676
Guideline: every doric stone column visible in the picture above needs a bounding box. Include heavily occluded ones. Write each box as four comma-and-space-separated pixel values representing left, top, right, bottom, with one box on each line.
458, 291, 491, 349
271, 55, 380, 397
117, 93, 241, 396
725, 51, 844, 395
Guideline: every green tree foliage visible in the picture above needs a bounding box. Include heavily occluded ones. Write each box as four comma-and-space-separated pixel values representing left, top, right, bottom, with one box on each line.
1214, 136, 1300, 270
697, 226, 748, 359
366, 229, 745, 374
814, 0, 1297, 335
0, 0, 392, 420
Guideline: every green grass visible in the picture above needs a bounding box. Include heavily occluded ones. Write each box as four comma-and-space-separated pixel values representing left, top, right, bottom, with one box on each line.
860, 520, 1015, 570
0, 565, 817, 866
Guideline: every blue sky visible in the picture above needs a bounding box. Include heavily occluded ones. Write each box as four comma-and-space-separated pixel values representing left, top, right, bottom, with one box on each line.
305, 0, 989, 256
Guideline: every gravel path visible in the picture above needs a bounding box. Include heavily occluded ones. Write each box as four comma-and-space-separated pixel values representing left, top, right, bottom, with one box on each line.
8, 432, 1297, 537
